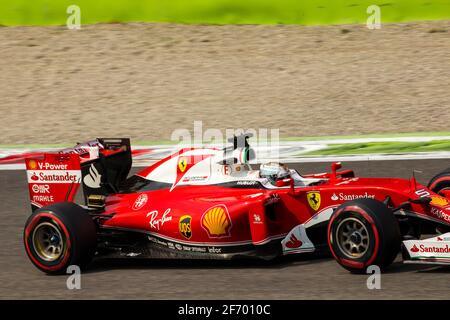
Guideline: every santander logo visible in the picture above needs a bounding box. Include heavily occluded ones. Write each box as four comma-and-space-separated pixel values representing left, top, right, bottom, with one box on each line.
285, 234, 302, 249
410, 244, 450, 254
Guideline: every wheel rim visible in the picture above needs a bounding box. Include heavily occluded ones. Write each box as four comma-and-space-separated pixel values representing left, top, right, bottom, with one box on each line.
336, 217, 370, 259
31, 222, 65, 262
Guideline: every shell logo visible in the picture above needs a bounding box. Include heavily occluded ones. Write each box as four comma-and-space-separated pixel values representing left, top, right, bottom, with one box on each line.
201, 205, 232, 238
430, 196, 449, 207
28, 160, 37, 170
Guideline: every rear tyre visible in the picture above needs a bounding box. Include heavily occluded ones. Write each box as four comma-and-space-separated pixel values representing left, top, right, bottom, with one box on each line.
428, 167, 450, 195
328, 198, 401, 273
24, 202, 97, 275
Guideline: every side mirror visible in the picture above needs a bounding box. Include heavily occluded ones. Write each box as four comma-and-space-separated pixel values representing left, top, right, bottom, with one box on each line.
331, 162, 342, 172
331, 162, 342, 179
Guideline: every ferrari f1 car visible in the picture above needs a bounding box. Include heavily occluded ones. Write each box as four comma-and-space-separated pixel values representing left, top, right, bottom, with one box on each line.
23, 136, 450, 274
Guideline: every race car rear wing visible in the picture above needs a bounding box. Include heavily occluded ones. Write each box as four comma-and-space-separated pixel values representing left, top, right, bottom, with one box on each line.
25, 138, 132, 211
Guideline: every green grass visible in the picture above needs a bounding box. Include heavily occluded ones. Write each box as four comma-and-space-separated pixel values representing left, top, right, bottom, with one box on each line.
305, 140, 450, 156
1, 0, 450, 26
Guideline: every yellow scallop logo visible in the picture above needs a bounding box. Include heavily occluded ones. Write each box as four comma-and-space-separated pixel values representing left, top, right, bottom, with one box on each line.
201, 205, 232, 238
431, 196, 449, 207
28, 159, 37, 170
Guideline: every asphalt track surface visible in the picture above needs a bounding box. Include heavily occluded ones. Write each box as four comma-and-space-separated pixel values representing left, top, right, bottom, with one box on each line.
1, 159, 449, 299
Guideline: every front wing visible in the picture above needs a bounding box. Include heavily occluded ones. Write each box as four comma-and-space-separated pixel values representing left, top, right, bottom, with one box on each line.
402, 233, 450, 265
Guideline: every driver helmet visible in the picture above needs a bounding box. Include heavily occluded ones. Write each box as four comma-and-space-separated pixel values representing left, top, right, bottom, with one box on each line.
260, 162, 290, 184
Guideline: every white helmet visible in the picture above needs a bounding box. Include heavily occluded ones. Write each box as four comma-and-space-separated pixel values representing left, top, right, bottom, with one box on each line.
260, 162, 290, 183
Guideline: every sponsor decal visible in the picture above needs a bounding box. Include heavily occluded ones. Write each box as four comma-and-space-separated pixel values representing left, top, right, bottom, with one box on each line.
208, 247, 222, 254
36, 162, 69, 170
285, 234, 302, 249
27, 170, 81, 183
132, 194, 148, 210
124, 252, 142, 257
182, 176, 208, 182
178, 157, 188, 173
201, 205, 232, 238
148, 236, 170, 247
430, 196, 449, 207
172, 153, 214, 191
412, 244, 450, 254
31, 184, 54, 202
32, 195, 54, 202
28, 160, 37, 170
25, 154, 81, 207
253, 214, 262, 224
83, 164, 102, 189
415, 189, 431, 198
281, 225, 315, 253
179, 215, 192, 239
330, 192, 375, 201
307, 191, 321, 211
148, 236, 208, 253
190, 246, 207, 253
264, 193, 280, 205
147, 208, 173, 231
236, 180, 258, 186
431, 207, 450, 223
31, 184, 50, 194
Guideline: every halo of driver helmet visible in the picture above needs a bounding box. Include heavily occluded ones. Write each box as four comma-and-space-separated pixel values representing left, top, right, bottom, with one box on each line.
259, 162, 291, 184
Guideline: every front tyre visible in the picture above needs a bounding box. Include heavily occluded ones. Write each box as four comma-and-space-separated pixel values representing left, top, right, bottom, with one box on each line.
327, 198, 401, 273
24, 202, 97, 275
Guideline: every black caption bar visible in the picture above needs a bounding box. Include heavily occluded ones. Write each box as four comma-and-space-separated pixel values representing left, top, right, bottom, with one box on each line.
1, 300, 449, 319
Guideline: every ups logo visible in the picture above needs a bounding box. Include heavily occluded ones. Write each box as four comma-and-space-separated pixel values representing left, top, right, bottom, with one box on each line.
179, 215, 192, 239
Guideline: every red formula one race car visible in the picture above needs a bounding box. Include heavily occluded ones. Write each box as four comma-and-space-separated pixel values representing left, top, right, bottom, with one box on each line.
23, 136, 450, 274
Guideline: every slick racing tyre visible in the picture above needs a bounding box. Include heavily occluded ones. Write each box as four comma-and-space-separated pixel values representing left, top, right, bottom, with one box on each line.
24, 202, 97, 275
327, 198, 401, 273
428, 167, 450, 195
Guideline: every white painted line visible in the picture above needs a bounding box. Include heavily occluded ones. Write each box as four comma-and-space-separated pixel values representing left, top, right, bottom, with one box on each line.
1, 137, 450, 170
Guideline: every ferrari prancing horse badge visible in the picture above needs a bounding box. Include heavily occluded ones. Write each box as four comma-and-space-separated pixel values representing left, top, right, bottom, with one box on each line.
307, 191, 321, 211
